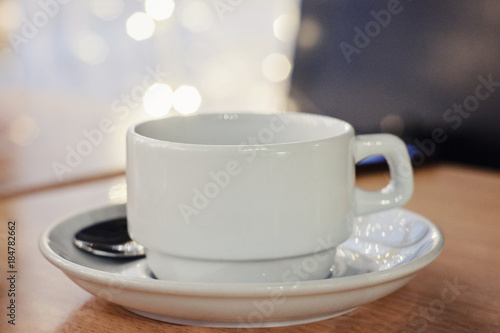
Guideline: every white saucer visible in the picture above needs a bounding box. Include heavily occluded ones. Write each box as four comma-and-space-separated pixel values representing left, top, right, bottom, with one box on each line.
39, 204, 444, 328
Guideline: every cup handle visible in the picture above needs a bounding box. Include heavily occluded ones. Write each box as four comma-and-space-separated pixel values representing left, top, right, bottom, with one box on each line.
353, 134, 414, 216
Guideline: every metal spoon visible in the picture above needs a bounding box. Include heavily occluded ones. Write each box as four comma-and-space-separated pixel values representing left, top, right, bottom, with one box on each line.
73, 217, 145, 258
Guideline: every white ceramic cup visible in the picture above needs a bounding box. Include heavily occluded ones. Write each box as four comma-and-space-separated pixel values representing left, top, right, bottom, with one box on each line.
126, 112, 413, 283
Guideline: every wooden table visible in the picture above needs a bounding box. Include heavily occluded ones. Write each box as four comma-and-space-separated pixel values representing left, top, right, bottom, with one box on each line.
1, 163, 499, 332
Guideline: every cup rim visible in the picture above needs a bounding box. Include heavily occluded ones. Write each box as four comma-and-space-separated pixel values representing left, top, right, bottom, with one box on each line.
128, 112, 354, 149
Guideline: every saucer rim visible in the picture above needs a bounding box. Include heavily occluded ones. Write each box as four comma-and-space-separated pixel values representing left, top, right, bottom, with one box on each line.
39, 203, 444, 297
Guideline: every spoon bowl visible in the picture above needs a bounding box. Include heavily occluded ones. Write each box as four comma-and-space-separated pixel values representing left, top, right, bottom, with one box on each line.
73, 217, 145, 258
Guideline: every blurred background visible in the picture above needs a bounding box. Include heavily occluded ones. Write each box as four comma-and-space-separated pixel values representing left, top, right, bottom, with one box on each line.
1, 0, 499, 197
290, 0, 500, 170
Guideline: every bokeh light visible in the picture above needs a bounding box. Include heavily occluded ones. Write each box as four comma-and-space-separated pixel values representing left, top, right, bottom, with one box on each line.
8, 115, 40, 147
297, 17, 322, 50
273, 12, 301, 43
180, 1, 214, 33
126, 12, 156, 41
145, 0, 175, 21
380, 114, 405, 136
262, 53, 292, 82
143, 83, 174, 117
73, 32, 109, 65
173, 86, 201, 115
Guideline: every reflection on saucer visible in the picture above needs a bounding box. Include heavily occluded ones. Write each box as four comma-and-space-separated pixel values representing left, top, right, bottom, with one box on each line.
40, 204, 444, 328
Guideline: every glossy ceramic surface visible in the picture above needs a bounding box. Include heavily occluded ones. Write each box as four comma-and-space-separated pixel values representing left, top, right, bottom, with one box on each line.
40, 204, 443, 327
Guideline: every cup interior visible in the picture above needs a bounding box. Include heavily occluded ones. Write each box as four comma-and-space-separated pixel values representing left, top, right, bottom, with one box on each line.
133, 113, 352, 146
